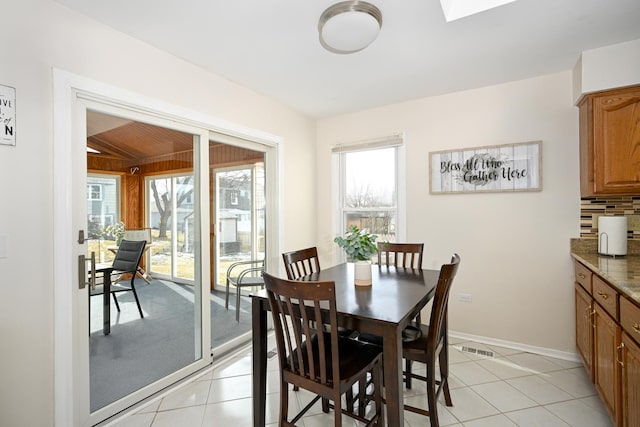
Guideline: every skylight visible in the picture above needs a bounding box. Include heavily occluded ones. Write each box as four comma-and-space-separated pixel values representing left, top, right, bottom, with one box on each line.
440, 0, 518, 22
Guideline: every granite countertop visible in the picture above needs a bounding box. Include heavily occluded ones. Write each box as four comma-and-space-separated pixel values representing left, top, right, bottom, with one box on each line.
571, 238, 640, 304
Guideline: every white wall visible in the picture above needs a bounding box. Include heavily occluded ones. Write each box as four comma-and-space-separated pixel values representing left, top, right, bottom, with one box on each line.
572, 38, 640, 103
0, 1, 316, 425
317, 71, 581, 355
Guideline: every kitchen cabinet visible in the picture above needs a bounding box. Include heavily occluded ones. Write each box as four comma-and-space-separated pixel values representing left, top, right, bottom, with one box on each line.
575, 283, 593, 377
593, 302, 620, 424
572, 258, 640, 426
620, 333, 640, 427
578, 85, 640, 196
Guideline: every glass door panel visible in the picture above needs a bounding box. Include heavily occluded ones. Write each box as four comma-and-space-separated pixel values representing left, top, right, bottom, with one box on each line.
84, 107, 208, 419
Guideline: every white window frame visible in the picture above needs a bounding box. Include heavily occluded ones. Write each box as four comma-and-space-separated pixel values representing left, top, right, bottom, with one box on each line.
333, 134, 406, 263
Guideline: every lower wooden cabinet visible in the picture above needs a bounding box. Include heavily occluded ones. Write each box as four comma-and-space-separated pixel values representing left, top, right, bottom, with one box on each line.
575, 283, 594, 377
594, 303, 621, 425
621, 332, 640, 427
573, 259, 640, 427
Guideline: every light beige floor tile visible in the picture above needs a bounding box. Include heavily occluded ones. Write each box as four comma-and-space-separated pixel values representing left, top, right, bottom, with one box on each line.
470, 381, 537, 412
462, 414, 517, 426
211, 354, 252, 379
158, 380, 210, 411
475, 356, 537, 379
108, 412, 155, 427
151, 406, 205, 427
265, 390, 304, 424
539, 368, 597, 398
403, 394, 458, 426
544, 399, 614, 427
445, 387, 500, 422
449, 346, 474, 364
505, 353, 566, 374
450, 361, 500, 386
202, 397, 254, 426
135, 399, 161, 414
542, 355, 583, 370
486, 344, 525, 357
207, 374, 251, 403
506, 374, 574, 405
504, 406, 571, 427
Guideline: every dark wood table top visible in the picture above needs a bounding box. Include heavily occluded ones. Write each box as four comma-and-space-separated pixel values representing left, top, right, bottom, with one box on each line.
252, 262, 439, 325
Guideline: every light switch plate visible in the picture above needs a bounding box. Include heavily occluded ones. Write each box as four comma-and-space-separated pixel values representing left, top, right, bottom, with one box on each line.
0, 234, 7, 258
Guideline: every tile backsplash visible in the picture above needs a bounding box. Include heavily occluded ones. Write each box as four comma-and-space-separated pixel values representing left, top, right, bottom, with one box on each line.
580, 196, 640, 239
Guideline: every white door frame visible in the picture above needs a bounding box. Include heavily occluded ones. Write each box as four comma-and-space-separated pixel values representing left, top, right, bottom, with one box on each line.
53, 69, 283, 426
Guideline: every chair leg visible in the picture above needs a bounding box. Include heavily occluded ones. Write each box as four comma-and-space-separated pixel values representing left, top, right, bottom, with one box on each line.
426, 361, 439, 427
225, 279, 230, 310
439, 346, 453, 406
280, 379, 289, 425
235, 286, 241, 322
372, 362, 384, 427
112, 294, 121, 312
130, 283, 144, 318
405, 358, 413, 389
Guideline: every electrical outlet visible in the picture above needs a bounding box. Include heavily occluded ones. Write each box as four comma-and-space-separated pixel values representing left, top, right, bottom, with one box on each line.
458, 293, 472, 303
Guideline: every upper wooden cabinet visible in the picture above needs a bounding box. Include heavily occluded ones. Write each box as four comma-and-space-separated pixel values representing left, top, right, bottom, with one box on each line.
578, 85, 640, 196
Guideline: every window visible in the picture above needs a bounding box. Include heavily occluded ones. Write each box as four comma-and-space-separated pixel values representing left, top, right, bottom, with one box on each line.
87, 184, 103, 201
334, 135, 404, 257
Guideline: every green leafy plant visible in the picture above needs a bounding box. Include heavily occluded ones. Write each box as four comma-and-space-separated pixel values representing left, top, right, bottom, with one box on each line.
334, 225, 378, 261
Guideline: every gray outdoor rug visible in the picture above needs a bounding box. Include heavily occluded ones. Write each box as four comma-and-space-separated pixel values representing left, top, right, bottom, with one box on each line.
89, 279, 252, 411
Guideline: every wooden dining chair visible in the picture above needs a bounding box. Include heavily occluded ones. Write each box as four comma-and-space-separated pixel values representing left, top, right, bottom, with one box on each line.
402, 253, 460, 427
263, 272, 385, 427
282, 246, 321, 279
377, 242, 424, 269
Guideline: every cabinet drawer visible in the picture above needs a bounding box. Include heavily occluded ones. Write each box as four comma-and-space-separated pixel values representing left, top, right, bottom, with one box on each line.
621, 297, 640, 344
593, 275, 618, 320
574, 261, 593, 293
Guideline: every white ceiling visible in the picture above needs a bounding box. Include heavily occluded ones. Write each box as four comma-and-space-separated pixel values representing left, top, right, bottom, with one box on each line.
54, 0, 640, 118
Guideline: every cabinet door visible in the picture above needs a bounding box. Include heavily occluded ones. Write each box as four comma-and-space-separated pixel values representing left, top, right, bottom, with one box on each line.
576, 283, 594, 379
592, 87, 640, 194
621, 333, 640, 427
594, 303, 621, 425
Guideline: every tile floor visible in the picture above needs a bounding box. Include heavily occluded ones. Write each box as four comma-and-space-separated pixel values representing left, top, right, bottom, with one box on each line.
105, 336, 614, 427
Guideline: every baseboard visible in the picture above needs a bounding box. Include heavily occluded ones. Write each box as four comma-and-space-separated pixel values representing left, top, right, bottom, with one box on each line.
449, 330, 581, 363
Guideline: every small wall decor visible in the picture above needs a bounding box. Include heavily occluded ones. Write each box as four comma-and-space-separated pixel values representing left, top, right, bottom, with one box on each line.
430, 141, 541, 194
0, 84, 16, 146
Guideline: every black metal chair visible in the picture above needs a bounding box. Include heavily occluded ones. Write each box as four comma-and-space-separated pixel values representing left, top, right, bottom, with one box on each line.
225, 259, 264, 322
90, 239, 147, 319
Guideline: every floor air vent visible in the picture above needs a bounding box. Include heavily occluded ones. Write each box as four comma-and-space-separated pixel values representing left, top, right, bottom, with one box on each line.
460, 346, 495, 358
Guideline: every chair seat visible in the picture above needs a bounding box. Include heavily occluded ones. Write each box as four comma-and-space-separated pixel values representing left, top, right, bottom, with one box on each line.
287, 333, 382, 387
358, 321, 423, 346
228, 276, 264, 286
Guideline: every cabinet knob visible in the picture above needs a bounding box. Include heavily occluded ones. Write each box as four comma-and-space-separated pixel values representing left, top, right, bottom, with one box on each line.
597, 290, 609, 300
577, 273, 586, 279
633, 323, 640, 335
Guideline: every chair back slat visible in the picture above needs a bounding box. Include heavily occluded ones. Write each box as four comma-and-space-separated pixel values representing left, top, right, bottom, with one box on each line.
377, 242, 424, 269
282, 247, 321, 279
264, 273, 339, 387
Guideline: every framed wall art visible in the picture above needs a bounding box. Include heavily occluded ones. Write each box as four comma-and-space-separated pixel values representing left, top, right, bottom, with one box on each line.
430, 141, 542, 194
0, 84, 16, 147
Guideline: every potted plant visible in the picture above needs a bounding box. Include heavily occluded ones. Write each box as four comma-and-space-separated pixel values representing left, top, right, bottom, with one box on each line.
334, 225, 378, 286
104, 221, 126, 245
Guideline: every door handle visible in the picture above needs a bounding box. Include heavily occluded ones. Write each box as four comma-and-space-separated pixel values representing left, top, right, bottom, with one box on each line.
78, 230, 86, 244
78, 252, 96, 290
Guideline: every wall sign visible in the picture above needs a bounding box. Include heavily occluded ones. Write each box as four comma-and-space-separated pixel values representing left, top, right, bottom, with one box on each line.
0, 84, 16, 146
430, 141, 542, 194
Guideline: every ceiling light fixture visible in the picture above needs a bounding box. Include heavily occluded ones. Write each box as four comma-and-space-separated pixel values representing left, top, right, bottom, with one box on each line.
318, 1, 383, 54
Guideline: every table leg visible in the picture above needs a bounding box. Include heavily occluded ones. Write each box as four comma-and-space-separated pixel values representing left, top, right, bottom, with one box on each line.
383, 328, 404, 427
103, 272, 111, 335
252, 297, 267, 427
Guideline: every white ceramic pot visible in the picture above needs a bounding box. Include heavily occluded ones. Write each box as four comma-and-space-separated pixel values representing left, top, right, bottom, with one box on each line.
354, 260, 372, 286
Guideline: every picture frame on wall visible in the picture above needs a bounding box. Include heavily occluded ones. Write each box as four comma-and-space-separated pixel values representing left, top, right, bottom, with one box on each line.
0, 84, 16, 147
429, 140, 542, 194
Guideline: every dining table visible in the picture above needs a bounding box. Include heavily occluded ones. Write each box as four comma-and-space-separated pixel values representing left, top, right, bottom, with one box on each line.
251, 262, 440, 427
